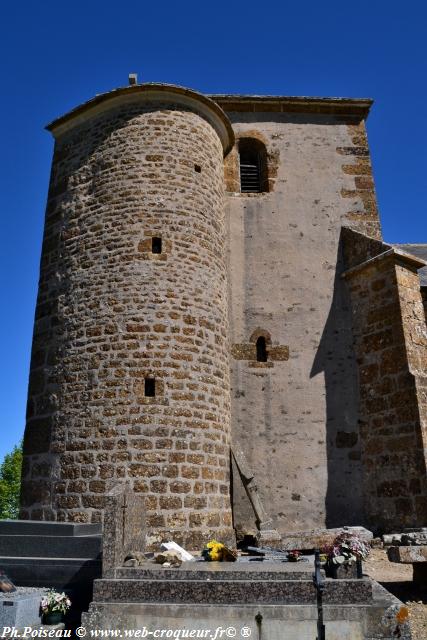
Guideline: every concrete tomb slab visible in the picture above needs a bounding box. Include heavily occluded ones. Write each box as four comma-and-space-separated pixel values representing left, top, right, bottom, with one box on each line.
0, 588, 45, 628
82, 578, 411, 640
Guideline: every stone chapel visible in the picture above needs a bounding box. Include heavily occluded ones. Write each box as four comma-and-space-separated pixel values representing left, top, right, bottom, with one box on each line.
20, 81, 427, 548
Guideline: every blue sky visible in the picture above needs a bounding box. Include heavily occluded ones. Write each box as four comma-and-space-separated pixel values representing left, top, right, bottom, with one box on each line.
0, 1, 426, 462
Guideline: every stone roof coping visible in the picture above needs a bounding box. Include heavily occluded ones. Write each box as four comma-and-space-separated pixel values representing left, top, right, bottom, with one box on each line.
46, 83, 235, 155
393, 244, 427, 256
342, 247, 427, 279
209, 94, 373, 118
394, 244, 427, 287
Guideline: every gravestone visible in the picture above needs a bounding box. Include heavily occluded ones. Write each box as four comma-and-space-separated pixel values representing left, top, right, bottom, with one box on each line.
0, 587, 45, 628
82, 560, 411, 640
80, 483, 411, 640
102, 484, 146, 578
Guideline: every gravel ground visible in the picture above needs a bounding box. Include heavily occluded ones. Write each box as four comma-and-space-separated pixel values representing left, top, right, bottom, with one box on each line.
364, 548, 427, 640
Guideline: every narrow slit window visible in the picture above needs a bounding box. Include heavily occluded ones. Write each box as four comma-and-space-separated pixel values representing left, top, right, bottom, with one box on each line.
152, 237, 162, 254
256, 337, 268, 362
144, 378, 156, 397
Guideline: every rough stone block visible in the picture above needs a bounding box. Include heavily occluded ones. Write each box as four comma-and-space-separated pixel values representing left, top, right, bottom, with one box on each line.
387, 545, 427, 563
280, 526, 373, 551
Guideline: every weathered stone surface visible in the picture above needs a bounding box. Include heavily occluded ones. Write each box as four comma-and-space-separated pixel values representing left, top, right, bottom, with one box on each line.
280, 526, 373, 551
394, 244, 427, 287
21, 81, 427, 550
82, 597, 412, 640
383, 533, 403, 545
21, 85, 235, 549
328, 562, 360, 579
91, 575, 372, 605
226, 112, 381, 538
115, 560, 315, 581
81, 564, 412, 640
102, 484, 146, 577
388, 545, 427, 563
401, 531, 427, 546
256, 529, 283, 548
343, 229, 427, 531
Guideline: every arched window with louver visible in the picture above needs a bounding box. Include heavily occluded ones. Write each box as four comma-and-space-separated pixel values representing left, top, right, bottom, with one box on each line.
238, 138, 269, 193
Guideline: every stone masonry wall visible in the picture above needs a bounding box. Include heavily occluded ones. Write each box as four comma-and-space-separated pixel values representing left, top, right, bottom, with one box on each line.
21, 97, 234, 549
343, 249, 427, 531
337, 121, 381, 240
222, 110, 382, 535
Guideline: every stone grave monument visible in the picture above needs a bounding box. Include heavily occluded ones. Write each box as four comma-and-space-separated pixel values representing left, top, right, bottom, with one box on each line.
80, 484, 412, 640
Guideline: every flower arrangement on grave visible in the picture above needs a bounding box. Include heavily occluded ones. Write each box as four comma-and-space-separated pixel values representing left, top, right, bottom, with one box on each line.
201, 540, 237, 562
41, 589, 71, 624
323, 532, 370, 566
287, 550, 302, 562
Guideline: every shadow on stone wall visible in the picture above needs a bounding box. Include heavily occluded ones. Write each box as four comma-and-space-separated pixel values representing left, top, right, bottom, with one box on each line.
310, 235, 364, 528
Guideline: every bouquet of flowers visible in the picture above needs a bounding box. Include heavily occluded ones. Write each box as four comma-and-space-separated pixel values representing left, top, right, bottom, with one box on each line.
41, 590, 72, 615
324, 532, 370, 566
201, 540, 237, 562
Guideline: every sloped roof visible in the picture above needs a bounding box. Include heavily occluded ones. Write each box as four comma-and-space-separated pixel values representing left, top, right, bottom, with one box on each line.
394, 244, 427, 286
45, 83, 235, 154
210, 94, 373, 117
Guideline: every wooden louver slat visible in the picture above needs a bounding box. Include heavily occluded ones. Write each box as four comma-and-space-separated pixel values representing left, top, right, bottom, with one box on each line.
240, 159, 261, 192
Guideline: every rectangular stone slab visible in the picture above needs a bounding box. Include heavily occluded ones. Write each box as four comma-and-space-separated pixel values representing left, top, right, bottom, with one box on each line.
0, 588, 45, 628
387, 545, 427, 563
0, 534, 102, 559
116, 560, 316, 581
0, 520, 102, 536
93, 577, 372, 605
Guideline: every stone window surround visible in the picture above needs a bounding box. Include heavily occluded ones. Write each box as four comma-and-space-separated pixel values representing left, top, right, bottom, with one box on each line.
138, 231, 172, 261
224, 130, 279, 195
135, 377, 168, 405
231, 328, 289, 368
